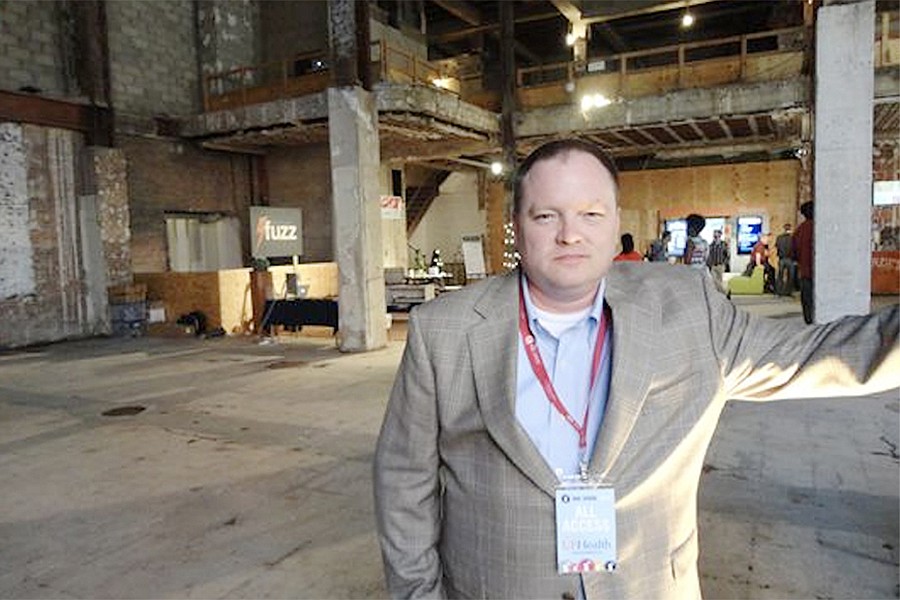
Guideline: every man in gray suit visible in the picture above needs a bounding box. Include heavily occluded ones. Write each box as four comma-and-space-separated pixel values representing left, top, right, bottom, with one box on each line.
373, 139, 898, 599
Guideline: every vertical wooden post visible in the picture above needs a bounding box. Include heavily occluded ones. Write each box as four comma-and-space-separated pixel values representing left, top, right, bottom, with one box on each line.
250, 269, 274, 334
740, 36, 748, 80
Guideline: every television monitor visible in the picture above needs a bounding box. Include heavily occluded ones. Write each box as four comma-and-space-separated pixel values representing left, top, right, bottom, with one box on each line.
873, 180, 900, 206
700, 217, 726, 244
665, 219, 687, 257
665, 216, 727, 257
736, 216, 763, 255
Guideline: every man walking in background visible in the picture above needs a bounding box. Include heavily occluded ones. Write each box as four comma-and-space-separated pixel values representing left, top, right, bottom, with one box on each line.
794, 202, 815, 323
775, 223, 796, 296
706, 229, 729, 293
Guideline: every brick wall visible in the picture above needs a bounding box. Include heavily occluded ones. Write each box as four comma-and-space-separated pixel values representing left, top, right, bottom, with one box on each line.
266, 143, 333, 262
90, 148, 132, 286
197, 0, 260, 87
0, 0, 67, 95
259, 0, 328, 64
106, 0, 200, 119
0, 123, 110, 348
121, 135, 253, 273
0, 123, 35, 300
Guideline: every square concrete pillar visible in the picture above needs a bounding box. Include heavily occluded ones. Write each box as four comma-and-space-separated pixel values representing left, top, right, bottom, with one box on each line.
328, 86, 387, 351
814, 0, 875, 322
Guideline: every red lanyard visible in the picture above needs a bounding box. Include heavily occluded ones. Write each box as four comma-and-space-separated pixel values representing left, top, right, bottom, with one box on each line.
518, 283, 611, 452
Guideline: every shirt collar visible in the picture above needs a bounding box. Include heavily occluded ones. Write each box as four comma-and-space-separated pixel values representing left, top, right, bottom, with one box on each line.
520, 272, 606, 327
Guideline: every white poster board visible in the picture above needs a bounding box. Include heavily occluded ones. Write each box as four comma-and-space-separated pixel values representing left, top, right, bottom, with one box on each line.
461, 235, 486, 279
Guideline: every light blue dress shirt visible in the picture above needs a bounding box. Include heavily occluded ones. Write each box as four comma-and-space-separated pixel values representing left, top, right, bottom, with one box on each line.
515, 278, 613, 478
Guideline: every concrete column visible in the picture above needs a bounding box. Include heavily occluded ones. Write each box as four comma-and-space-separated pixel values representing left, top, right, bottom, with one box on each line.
328, 86, 386, 352
814, 0, 875, 322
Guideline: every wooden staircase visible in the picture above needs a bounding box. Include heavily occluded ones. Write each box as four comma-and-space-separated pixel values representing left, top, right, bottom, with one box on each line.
405, 169, 451, 235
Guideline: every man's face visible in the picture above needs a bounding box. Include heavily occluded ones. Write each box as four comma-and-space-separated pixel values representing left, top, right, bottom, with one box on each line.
514, 150, 620, 310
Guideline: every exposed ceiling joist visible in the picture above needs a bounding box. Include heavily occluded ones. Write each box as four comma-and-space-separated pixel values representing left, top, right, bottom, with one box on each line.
579, 0, 721, 25
550, 0, 582, 23
653, 138, 799, 160
719, 119, 734, 139
595, 22, 629, 53
432, 0, 482, 27
662, 124, 685, 143
428, 11, 560, 44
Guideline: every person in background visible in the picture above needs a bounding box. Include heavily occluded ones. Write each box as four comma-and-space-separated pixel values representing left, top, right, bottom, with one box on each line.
706, 229, 729, 293
793, 201, 815, 323
614, 233, 644, 262
749, 233, 776, 293
373, 139, 898, 600
775, 223, 796, 296
646, 230, 671, 262
682, 213, 708, 271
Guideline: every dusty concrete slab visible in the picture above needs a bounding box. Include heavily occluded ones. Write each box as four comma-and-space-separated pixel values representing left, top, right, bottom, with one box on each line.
0, 299, 896, 599
699, 394, 899, 599
0, 335, 397, 599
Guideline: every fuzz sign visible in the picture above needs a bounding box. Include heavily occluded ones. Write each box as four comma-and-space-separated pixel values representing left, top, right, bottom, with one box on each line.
250, 207, 303, 259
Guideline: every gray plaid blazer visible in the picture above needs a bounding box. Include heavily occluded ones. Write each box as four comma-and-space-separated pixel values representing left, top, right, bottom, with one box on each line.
373, 264, 898, 599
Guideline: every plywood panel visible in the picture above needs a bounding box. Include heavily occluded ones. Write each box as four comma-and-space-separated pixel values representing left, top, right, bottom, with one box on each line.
270, 262, 338, 298
218, 268, 254, 334
135, 271, 223, 330
135, 262, 339, 335
619, 160, 800, 250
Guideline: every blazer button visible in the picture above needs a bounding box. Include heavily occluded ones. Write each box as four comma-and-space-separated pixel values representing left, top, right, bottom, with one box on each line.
561, 592, 575, 600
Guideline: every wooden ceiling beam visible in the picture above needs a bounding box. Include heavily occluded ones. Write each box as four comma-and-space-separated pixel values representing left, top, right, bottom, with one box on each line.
428, 12, 560, 43
580, 0, 720, 25
432, 0, 482, 26
549, 0, 582, 24
0, 89, 113, 146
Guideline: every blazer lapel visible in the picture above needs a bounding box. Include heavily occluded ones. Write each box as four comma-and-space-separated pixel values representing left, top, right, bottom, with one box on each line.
590, 271, 658, 480
469, 272, 560, 496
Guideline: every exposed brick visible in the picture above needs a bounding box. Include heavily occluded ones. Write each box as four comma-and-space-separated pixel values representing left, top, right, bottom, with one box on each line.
266, 144, 333, 263
120, 135, 254, 273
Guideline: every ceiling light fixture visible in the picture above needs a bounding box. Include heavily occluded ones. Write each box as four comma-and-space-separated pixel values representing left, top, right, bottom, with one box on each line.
565, 31, 577, 46
580, 93, 612, 112
490, 161, 504, 176
681, 10, 694, 28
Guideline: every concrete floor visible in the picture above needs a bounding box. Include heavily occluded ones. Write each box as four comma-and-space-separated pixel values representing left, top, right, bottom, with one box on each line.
0, 295, 897, 599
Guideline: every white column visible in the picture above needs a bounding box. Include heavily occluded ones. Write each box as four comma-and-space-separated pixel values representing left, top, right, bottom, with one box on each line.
328, 86, 387, 351
814, 0, 875, 322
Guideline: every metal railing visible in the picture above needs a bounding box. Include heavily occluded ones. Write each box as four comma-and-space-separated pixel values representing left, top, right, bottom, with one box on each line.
517, 26, 809, 89
203, 41, 455, 112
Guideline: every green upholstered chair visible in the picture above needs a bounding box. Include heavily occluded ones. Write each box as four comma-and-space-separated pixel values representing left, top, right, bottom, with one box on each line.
727, 266, 765, 295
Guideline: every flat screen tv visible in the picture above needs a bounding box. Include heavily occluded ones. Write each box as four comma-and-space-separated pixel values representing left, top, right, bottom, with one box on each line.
665, 216, 727, 257
873, 180, 900, 206
736, 216, 763, 255
665, 219, 687, 257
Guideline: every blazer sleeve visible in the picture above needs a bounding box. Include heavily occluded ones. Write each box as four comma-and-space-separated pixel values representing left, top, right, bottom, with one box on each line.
702, 274, 900, 400
373, 308, 445, 599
